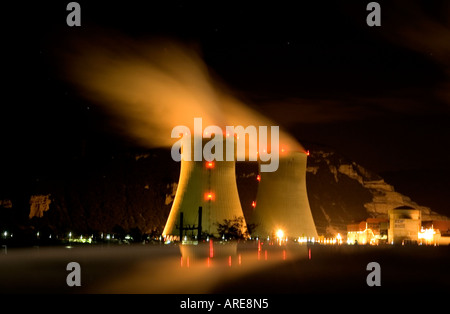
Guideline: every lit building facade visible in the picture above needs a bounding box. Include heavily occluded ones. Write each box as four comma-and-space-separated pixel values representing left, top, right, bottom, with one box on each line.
346, 215, 450, 246
388, 206, 421, 245
347, 218, 388, 245
420, 220, 450, 245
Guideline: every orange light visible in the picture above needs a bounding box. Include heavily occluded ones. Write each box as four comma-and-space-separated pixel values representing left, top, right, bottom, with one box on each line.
206, 161, 215, 169
228, 255, 232, 267
204, 192, 215, 201
281, 148, 285, 153
276, 229, 284, 239
306, 150, 310, 156
238, 254, 242, 265
209, 239, 214, 258
252, 201, 256, 208
256, 175, 261, 182
257, 240, 261, 260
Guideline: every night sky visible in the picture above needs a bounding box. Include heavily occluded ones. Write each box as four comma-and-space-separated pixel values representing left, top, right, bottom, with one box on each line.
2, 1, 450, 210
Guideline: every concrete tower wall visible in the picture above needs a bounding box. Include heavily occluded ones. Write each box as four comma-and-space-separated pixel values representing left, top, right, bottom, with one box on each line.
251, 151, 318, 239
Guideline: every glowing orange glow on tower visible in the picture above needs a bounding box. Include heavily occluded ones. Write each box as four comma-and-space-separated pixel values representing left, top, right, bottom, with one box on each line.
205, 161, 215, 169
204, 192, 215, 201
256, 174, 261, 182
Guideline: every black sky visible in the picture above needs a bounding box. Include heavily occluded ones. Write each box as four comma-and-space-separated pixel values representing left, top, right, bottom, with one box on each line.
2, 0, 450, 197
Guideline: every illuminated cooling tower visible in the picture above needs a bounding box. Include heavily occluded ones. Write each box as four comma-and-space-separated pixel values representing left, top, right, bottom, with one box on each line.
163, 139, 246, 240
250, 151, 318, 239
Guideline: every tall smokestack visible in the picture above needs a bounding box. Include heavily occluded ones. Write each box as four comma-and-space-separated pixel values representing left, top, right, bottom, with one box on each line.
163, 139, 246, 240
250, 151, 318, 239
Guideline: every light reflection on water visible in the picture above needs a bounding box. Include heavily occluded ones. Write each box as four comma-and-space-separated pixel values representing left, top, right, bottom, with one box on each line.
0, 242, 308, 293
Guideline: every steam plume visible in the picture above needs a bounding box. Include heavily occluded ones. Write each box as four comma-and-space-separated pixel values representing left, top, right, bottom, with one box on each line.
59, 32, 303, 155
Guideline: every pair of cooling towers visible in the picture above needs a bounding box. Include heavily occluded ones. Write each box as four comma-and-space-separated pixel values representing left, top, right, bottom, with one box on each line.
162, 137, 318, 241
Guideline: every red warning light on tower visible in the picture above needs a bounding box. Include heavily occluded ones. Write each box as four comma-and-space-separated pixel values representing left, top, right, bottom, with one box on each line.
204, 192, 215, 201
205, 161, 215, 169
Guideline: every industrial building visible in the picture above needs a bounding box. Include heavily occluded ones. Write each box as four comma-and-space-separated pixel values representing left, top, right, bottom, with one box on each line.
347, 218, 388, 245
347, 207, 450, 245
347, 206, 422, 245
346, 207, 422, 245
388, 206, 421, 244
420, 220, 450, 245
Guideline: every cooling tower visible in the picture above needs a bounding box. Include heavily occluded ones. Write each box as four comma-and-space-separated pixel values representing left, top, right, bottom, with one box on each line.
163, 138, 246, 240
250, 151, 318, 239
